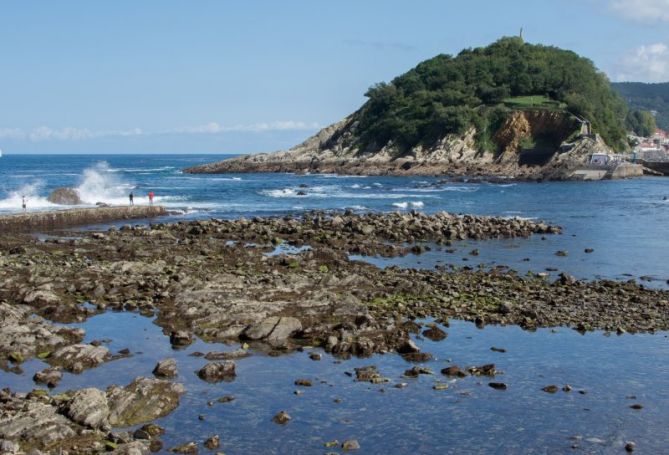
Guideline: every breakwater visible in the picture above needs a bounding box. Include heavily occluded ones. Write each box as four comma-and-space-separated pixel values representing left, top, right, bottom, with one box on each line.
0, 205, 168, 232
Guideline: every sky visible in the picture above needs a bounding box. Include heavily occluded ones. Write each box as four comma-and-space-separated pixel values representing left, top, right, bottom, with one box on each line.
1, 0, 669, 154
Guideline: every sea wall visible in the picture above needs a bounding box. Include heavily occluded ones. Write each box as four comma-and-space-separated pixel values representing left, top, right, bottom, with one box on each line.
0, 206, 168, 233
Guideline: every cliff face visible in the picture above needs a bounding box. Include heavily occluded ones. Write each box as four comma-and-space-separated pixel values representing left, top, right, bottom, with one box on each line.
184, 110, 612, 180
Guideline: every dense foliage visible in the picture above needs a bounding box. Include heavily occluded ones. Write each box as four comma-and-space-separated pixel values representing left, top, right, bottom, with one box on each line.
625, 109, 657, 137
613, 82, 669, 131
355, 38, 628, 153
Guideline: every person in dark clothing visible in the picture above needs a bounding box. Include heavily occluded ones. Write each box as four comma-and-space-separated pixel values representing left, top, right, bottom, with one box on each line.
129, 192, 134, 206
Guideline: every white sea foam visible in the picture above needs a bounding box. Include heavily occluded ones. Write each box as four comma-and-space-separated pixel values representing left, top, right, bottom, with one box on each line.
392, 201, 425, 209
0, 182, 56, 211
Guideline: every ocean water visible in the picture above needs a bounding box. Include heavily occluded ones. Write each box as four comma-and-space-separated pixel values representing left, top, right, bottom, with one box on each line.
1, 154, 668, 286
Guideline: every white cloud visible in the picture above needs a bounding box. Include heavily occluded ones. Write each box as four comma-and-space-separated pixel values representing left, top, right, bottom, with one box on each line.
615, 43, 669, 82
611, 0, 669, 22
0, 121, 320, 142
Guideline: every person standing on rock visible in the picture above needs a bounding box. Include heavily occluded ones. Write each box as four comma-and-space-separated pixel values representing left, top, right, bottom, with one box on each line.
21, 195, 27, 212
148, 191, 155, 205
129, 192, 134, 206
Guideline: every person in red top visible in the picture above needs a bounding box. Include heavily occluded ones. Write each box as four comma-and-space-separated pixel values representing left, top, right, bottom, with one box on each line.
148, 191, 155, 205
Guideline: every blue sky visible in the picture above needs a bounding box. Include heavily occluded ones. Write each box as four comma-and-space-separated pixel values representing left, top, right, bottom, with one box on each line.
1, 0, 668, 154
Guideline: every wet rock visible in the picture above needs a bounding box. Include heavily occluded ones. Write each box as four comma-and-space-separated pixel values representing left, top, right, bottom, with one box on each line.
562, 384, 572, 392
468, 364, 498, 377
203, 349, 250, 361
354, 365, 381, 382
49, 343, 111, 373
272, 411, 291, 424
397, 339, 420, 354
555, 250, 568, 257
584, 248, 594, 253
441, 365, 467, 378
197, 361, 236, 383
422, 326, 447, 342
113, 441, 151, 455
170, 442, 198, 454
432, 383, 449, 391
153, 358, 178, 378
630, 404, 643, 410
0, 399, 77, 450
625, 441, 636, 452
33, 367, 63, 388
294, 379, 312, 387
64, 387, 110, 430
489, 382, 507, 390
203, 435, 220, 450
47, 187, 82, 205
107, 377, 186, 426
243, 316, 302, 346
217, 395, 235, 403
490, 346, 506, 353
404, 366, 432, 378
149, 440, 164, 452
169, 331, 193, 348
133, 423, 165, 440
401, 352, 433, 362
342, 439, 360, 451
309, 352, 322, 361
542, 385, 559, 393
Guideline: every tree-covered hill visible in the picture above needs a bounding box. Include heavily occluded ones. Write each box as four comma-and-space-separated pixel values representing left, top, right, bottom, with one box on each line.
355, 37, 628, 152
613, 82, 669, 131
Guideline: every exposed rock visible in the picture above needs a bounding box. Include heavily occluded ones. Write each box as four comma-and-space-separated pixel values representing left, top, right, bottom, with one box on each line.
422, 326, 447, 341
48, 343, 110, 373
107, 377, 185, 426
153, 358, 177, 378
33, 367, 63, 388
272, 411, 291, 424
542, 385, 559, 393
169, 331, 193, 348
0, 399, 77, 450
197, 361, 236, 383
170, 442, 198, 454
243, 316, 302, 346
342, 439, 360, 451
64, 387, 110, 430
489, 382, 508, 390
203, 435, 220, 450
112, 441, 151, 455
47, 187, 81, 205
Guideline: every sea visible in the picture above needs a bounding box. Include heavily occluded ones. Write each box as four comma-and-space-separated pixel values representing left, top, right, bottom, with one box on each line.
1, 153, 669, 453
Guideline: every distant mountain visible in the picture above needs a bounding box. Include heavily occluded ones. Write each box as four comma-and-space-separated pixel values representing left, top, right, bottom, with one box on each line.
613, 82, 669, 131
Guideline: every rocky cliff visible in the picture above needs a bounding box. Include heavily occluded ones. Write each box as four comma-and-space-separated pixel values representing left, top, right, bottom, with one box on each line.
184, 109, 616, 180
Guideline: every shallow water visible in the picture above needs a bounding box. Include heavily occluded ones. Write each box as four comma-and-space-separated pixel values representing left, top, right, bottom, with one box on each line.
3, 311, 669, 454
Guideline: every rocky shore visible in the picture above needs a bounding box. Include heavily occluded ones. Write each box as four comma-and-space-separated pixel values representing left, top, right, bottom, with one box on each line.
1, 211, 668, 452
0, 206, 168, 233
183, 113, 641, 180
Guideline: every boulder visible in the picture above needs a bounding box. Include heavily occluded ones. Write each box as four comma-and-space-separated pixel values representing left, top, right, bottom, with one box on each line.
152, 358, 177, 378
243, 316, 302, 346
197, 361, 236, 383
47, 187, 82, 205
107, 377, 185, 427
64, 388, 110, 430
49, 343, 110, 373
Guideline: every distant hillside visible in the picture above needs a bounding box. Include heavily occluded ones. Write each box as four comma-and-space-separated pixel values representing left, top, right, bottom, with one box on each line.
613, 82, 669, 130
185, 38, 635, 180
357, 37, 628, 152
